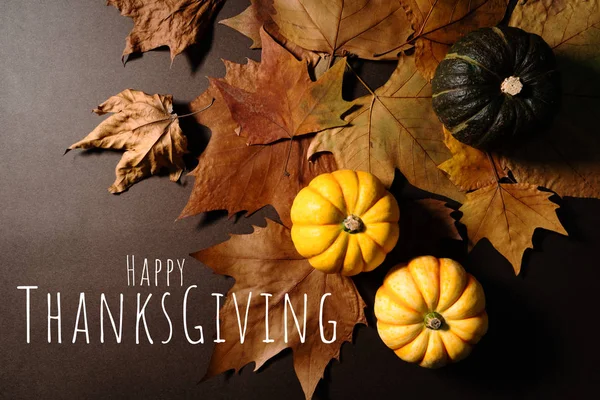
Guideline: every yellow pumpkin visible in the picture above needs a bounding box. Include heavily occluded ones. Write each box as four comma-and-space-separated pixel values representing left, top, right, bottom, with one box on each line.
290, 170, 399, 276
375, 256, 488, 368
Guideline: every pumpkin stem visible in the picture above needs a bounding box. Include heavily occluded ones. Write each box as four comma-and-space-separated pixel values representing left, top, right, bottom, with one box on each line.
343, 215, 364, 234
424, 312, 445, 330
501, 76, 523, 96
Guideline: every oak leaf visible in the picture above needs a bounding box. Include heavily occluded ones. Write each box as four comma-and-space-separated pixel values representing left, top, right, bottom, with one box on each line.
459, 183, 567, 274
391, 0, 508, 79
67, 89, 187, 194
213, 29, 350, 145
178, 57, 336, 227
221, 0, 414, 61
192, 219, 366, 400
108, 0, 225, 63
504, 0, 600, 198
438, 127, 506, 192
308, 56, 465, 202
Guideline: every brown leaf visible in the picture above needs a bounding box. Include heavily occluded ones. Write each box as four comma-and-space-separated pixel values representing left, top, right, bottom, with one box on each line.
222, 0, 414, 60
459, 183, 567, 274
438, 127, 507, 192
220, 2, 323, 67
503, 0, 600, 198
395, 0, 508, 79
308, 56, 465, 202
179, 58, 337, 227
396, 199, 462, 257
219, 0, 271, 49
108, 0, 224, 63
193, 219, 366, 400
213, 29, 350, 145
67, 89, 187, 194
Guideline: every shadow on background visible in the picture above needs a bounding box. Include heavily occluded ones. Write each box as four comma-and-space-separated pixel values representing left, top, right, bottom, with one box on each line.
173, 101, 211, 172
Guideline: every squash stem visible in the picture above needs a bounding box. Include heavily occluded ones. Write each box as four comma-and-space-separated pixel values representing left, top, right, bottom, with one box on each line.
343, 215, 364, 233
424, 312, 445, 330
501, 76, 523, 96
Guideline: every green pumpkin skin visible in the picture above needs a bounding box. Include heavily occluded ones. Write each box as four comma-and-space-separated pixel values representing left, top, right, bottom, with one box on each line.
432, 26, 560, 151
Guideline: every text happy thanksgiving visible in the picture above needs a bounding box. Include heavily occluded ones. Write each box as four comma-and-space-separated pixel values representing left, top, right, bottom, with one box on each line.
17, 255, 338, 344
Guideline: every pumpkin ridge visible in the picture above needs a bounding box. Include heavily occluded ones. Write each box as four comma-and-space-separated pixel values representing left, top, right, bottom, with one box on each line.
444, 53, 501, 80
394, 264, 429, 312
292, 224, 344, 258
408, 257, 441, 311
420, 331, 448, 368
308, 230, 349, 273
343, 235, 366, 275
446, 312, 488, 344
443, 277, 486, 320
436, 277, 471, 315
360, 194, 399, 224
304, 185, 346, 220
438, 329, 471, 362
519, 68, 556, 85
332, 170, 359, 214
362, 229, 386, 253
431, 86, 491, 98
381, 280, 423, 316
449, 95, 497, 135
377, 322, 423, 350
472, 96, 510, 148
354, 171, 386, 216
469, 32, 510, 76
395, 329, 430, 363
436, 259, 470, 313
491, 26, 509, 47
310, 171, 349, 214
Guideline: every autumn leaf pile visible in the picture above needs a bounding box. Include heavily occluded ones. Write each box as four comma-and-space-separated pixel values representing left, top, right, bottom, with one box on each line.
67, 0, 600, 398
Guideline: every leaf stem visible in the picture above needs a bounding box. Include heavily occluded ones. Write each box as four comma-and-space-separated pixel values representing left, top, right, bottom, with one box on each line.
486, 152, 501, 184
283, 138, 293, 177
176, 98, 215, 119
326, 52, 335, 70
344, 60, 375, 95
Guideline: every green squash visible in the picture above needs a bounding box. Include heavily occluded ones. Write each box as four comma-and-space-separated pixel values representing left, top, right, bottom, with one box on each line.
432, 26, 560, 151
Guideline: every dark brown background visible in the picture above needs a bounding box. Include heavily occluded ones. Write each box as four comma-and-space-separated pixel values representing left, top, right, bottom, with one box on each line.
2, 1, 600, 399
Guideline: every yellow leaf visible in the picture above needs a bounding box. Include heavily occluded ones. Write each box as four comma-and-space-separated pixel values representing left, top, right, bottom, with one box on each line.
438, 127, 506, 192
459, 183, 567, 274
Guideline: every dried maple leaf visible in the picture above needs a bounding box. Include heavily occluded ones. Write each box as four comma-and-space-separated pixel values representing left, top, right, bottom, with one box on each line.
220, 0, 322, 66
438, 127, 506, 192
384, 0, 508, 79
221, 0, 414, 61
108, 0, 225, 63
459, 183, 567, 274
503, 0, 600, 198
178, 57, 336, 227
308, 56, 465, 202
67, 89, 188, 194
212, 29, 350, 145
192, 219, 366, 400
219, 0, 274, 50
